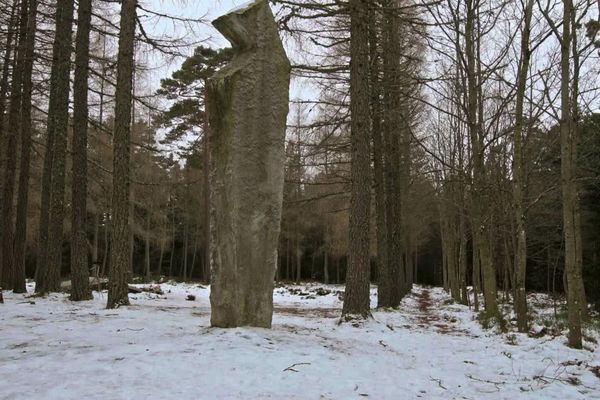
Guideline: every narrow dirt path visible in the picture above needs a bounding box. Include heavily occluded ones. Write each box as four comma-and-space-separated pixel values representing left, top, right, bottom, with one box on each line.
414, 288, 469, 336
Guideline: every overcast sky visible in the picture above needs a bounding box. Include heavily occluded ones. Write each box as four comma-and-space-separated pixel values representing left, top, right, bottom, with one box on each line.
143, 0, 312, 103
143, 0, 258, 84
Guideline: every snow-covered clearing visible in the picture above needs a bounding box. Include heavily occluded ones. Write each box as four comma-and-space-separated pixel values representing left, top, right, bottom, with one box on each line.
1, 283, 599, 399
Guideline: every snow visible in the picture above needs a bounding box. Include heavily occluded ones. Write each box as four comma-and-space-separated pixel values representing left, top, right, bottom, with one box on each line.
228, 0, 262, 15
1, 283, 599, 399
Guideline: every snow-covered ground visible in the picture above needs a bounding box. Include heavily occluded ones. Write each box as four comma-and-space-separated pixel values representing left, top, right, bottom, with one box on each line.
1, 282, 598, 399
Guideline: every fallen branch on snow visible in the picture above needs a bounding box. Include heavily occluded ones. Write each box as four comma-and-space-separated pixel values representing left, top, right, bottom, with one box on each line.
429, 377, 447, 390
466, 374, 505, 390
283, 362, 311, 372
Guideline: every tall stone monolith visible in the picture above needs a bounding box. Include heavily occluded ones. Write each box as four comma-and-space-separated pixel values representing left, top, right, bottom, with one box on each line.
207, 0, 291, 328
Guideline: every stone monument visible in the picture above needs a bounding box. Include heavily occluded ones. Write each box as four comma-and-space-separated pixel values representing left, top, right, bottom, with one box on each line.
207, 0, 291, 328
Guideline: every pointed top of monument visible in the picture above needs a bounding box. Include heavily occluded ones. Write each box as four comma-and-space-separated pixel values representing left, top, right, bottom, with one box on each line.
212, 0, 272, 51
227, 0, 265, 15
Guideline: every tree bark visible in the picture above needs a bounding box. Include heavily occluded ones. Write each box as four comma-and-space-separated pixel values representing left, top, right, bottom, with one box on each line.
381, 0, 404, 307
560, 0, 582, 349
203, 82, 211, 284
12, 0, 38, 294
37, 0, 75, 294
0, 0, 18, 224
107, 0, 137, 309
323, 249, 329, 284
465, 0, 497, 316
145, 213, 151, 281
296, 239, 301, 283
342, 0, 372, 318
512, 0, 534, 333
70, 0, 93, 301
369, 2, 391, 308
1, 0, 29, 290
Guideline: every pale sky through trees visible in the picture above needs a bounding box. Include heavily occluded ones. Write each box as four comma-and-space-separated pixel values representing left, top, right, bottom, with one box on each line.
146, 0, 313, 102
144, 0, 243, 80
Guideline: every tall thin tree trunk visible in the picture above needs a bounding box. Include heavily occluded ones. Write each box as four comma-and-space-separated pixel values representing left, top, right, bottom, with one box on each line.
1, 0, 29, 290
323, 249, 329, 284
560, 0, 582, 348
465, 0, 497, 316
369, 2, 390, 308
569, 5, 588, 323
342, 0, 372, 319
92, 213, 99, 266
169, 200, 176, 277
157, 238, 164, 277
190, 238, 197, 281
101, 216, 110, 277
38, 0, 76, 294
286, 237, 290, 281
382, 0, 403, 307
107, 0, 137, 309
295, 239, 301, 283
182, 223, 188, 281
70, 0, 93, 301
0, 1, 18, 226
513, 0, 534, 332
12, 0, 38, 294
203, 81, 211, 284
145, 213, 151, 282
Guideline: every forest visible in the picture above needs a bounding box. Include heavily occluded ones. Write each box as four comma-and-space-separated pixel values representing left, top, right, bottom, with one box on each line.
1, 0, 600, 398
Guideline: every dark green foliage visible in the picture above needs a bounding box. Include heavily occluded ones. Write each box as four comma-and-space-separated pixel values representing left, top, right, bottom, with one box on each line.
155, 46, 232, 146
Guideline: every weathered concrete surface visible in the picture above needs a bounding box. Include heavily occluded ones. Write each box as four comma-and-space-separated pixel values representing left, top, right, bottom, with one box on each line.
207, 0, 291, 328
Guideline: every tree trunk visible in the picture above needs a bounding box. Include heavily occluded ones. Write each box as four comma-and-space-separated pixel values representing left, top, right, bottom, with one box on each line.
1, 0, 29, 290
381, 0, 403, 307
512, 0, 534, 332
182, 223, 188, 281
560, 0, 582, 348
472, 225, 480, 312
37, 0, 75, 294
189, 237, 197, 280
169, 206, 176, 277
92, 213, 99, 267
157, 238, 164, 277
369, 2, 390, 308
203, 81, 211, 284
12, 0, 37, 294
101, 216, 110, 277
286, 237, 290, 281
342, 0, 372, 319
145, 213, 151, 282
70, 0, 93, 301
323, 249, 329, 284
465, 0, 497, 317
0, 0, 18, 232
107, 0, 137, 309
459, 211, 468, 305
569, 4, 588, 323
295, 239, 301, 283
